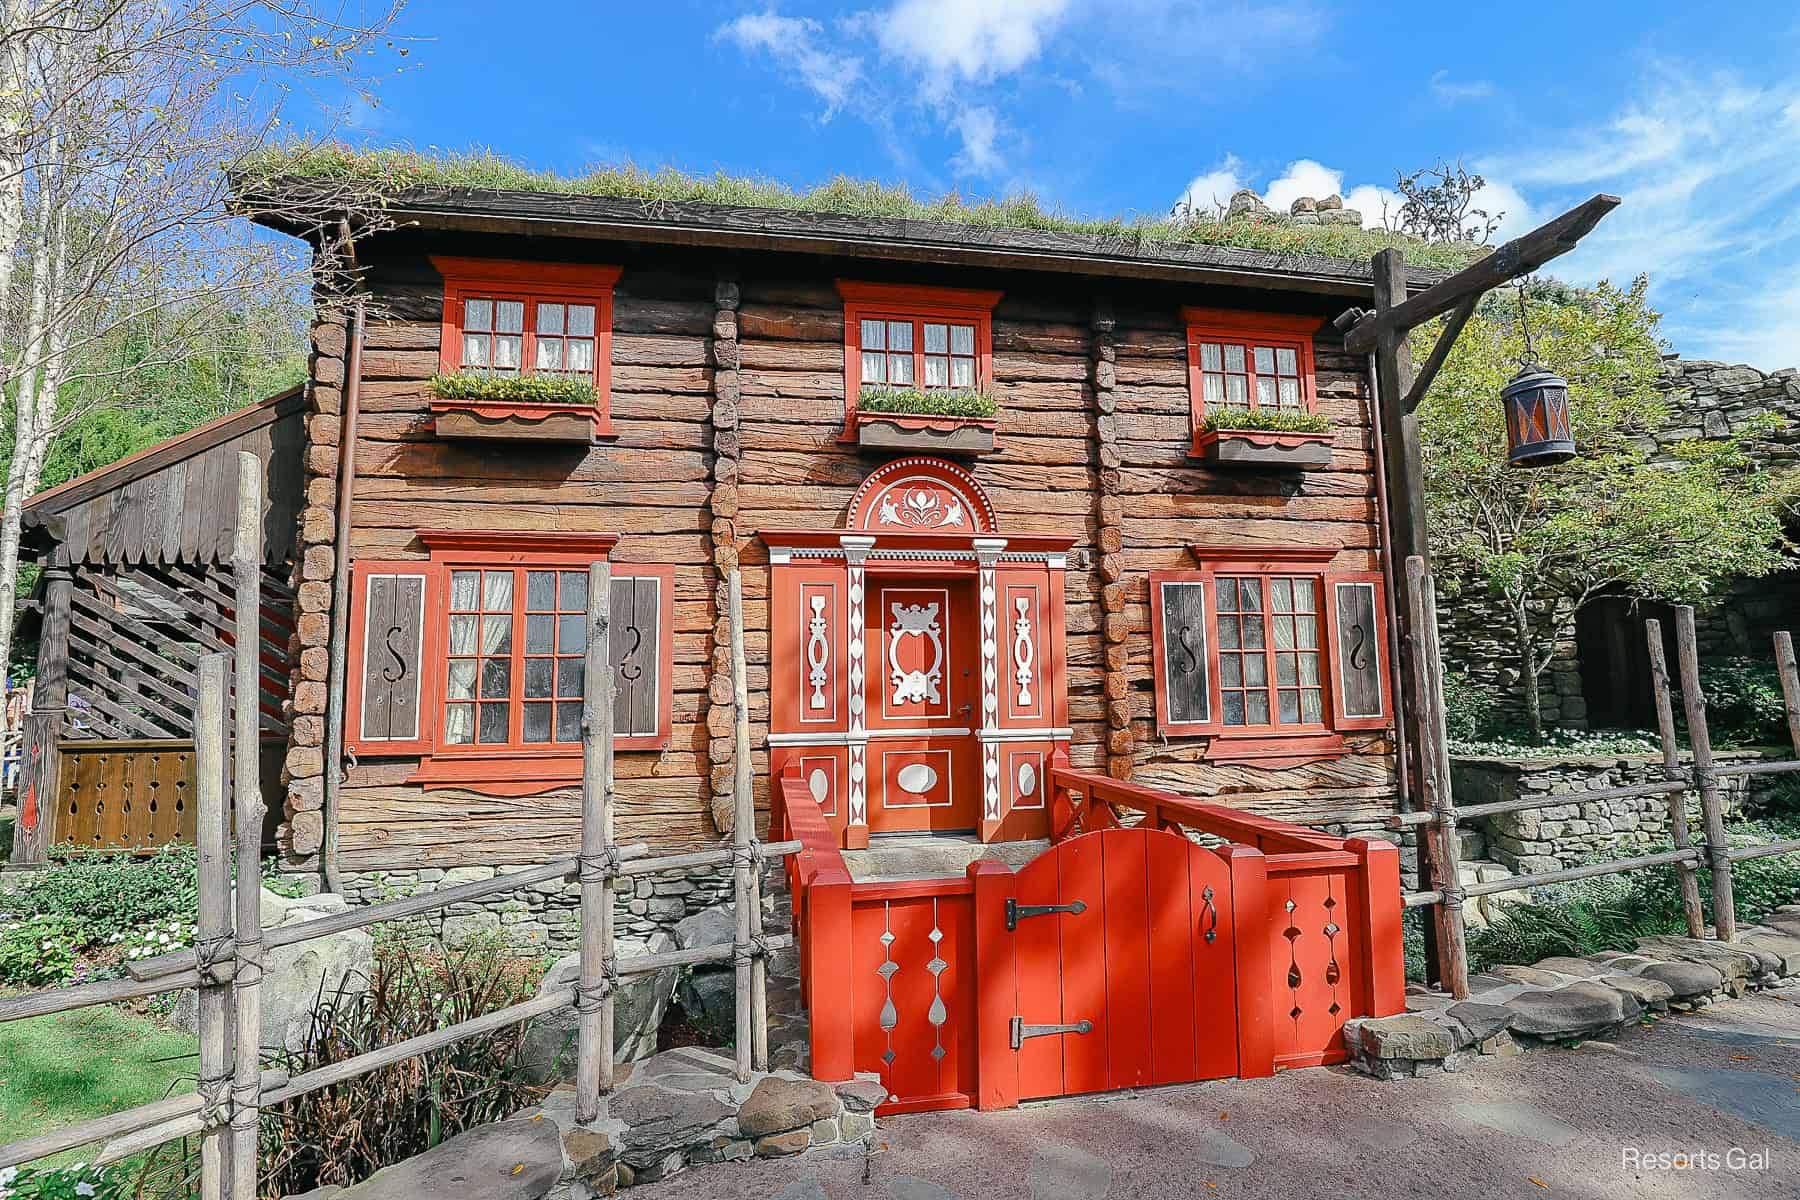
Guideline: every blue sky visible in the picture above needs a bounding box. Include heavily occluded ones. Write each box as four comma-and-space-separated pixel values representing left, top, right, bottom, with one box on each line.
343, 2, 1800, 369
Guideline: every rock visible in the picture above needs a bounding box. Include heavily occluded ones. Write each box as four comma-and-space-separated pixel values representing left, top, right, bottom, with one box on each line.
1447, 1002, 1515, 1043
1318, 208, 1363, 226
672, 903, 734, 951
755, 1129, 812, 1158
520, 935, 678, 1080
842, 1111, 875, 1140
176, 893, 374, 1052
834, 1076, 888, 1114
1737, 928, 1800, 975
676, 966, 736, 1044
1490, 965, 1564, 989
1289, 196, 1317, 214
1633, 936, 1761, 983
1225, 189, 1270, 220
1599, 973, 1674, 1011
336, 1118, 562, 1200
1506, 982, 1635, 1039
1356, 1014, 1461, 1060
609, 1086, 731, 1167
736, 1076, 840, 1137
1532, 956, 1607, 978
290, 1189, 344, 1200
1318, 193, 1344, 210
561, 1127, 614, 1179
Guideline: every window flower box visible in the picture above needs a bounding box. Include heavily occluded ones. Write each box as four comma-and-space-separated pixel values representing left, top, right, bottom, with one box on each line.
849, 386, 998, 456
1189, 408, 1334, 468
429, 373, 606, 445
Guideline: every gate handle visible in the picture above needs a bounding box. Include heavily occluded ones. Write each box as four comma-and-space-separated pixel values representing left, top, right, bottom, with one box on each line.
1201, 885, 1218, 944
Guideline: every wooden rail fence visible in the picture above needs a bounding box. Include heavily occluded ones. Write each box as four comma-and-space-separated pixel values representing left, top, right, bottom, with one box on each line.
1397, 554, 1800, 999
0, 454, 796, 1198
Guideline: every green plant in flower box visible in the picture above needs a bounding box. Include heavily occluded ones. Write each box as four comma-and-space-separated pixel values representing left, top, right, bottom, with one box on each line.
857, 386, 997, 419
1200, 407, 1331, 435
430, 372, 598, 406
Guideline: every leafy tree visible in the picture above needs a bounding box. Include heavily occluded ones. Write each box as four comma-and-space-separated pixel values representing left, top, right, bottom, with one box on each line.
1420, 275, 1797, 740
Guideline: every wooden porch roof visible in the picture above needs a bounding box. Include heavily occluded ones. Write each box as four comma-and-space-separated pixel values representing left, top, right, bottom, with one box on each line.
22, 385, 307, 567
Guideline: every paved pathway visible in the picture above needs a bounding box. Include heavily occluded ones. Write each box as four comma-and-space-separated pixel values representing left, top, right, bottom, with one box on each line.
649, 985, 1800, 1199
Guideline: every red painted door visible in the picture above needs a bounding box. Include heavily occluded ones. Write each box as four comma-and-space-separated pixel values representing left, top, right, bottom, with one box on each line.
866, 577, 980, 834
1010, 827, 1239, 1099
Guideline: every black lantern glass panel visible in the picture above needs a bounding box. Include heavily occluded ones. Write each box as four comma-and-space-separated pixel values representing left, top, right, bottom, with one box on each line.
1501, 365, 1575, 468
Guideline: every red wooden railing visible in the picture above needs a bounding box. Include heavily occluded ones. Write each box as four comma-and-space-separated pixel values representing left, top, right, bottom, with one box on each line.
776, 759, 1406, 1109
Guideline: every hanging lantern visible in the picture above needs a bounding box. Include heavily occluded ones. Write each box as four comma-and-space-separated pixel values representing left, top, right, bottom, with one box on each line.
1501, 364, 1575, 467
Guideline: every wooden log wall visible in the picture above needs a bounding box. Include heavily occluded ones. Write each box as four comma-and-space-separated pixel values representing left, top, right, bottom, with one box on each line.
279, 237, 1400, 871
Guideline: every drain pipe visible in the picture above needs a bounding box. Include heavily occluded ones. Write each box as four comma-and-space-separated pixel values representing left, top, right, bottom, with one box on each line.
321, 293, 366, 895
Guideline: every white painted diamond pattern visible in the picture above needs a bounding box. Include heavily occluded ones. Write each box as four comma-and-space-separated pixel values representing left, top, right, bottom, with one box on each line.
926, 904, 948, 1062
878, 910, 899, 1067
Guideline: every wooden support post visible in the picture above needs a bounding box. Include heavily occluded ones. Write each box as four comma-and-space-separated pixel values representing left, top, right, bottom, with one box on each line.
967, 859, 1019, 1109
1775, 631, 1800, 755
195, 654, 233, 1199
1645, 618, 1706, 939
1674, 606, 1734, 941
1405, 557, 1468, 999
229, 454, 265, 1200
1221, 844, 1273, 1078
10, 553, 71, 868
577, 560, 615, 1123
727, 570, 758, 1082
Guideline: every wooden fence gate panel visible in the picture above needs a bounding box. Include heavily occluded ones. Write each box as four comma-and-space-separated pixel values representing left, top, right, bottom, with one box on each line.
1012, 827, 1238, 1100
1268, 861, 1362, 1070
850, 887, 978, 1113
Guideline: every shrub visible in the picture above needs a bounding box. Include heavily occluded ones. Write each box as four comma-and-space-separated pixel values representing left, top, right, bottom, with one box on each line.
0, 917, 81, 987
0, 1162, 131, 1199
857, 386, 997, 419
1199, 406, 1331, 434
1449, 726, 1660, 758
430, 372, 598, 406
1441, 670, 1498, 742
1692, 656, 1788, 747
260, 936, 547, 1195
7, 846, 197, 951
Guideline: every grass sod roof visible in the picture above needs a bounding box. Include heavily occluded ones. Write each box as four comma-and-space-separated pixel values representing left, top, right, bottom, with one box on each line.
237, 147, 1482, 288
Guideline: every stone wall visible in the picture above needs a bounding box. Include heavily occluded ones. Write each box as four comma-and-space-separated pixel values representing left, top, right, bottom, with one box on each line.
1449, 750, 1780, 874
1438, 354, 1800, 730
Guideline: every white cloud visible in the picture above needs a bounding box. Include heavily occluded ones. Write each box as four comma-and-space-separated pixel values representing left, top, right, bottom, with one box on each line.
715, 11, 863, 119
1175, 155, 1245, 216
878, 0, 1073, 97
1481, 65, 1800, 369
1429, 69, 1493, 103
1263, 159, 1345, 214
950, 106, 1004, 175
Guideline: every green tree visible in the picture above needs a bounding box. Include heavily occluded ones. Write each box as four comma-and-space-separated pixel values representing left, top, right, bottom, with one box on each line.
1420, 275, 1797, 739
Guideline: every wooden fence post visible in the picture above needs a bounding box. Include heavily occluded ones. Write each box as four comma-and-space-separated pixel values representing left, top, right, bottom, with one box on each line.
1775, 631, 1800, 755
577, 560, 615, 1124
1404, 557, 1468, 998
1644, 619, 1706, 939
1221, 844, 1274, 1078
804, 865, 855, 1083
1674, 606, 1734, 942
194, 654, 233, 1199
229, 453, 266, 1200
1345, 836, 1405, 1017
9, 553, 71, 868
727, 571, 762, 1081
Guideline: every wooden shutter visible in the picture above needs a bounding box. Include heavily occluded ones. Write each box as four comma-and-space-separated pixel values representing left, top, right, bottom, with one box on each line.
1326, 572, 1390, 730
1151, 571, 1214, 735
346, 562, 434, 756
609, 567, 674, 750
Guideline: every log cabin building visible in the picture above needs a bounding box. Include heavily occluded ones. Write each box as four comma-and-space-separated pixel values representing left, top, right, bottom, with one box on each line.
19, 181, 1432, 1108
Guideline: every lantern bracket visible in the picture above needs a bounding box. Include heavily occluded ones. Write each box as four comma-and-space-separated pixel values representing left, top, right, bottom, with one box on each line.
1401, 294, 1478, 413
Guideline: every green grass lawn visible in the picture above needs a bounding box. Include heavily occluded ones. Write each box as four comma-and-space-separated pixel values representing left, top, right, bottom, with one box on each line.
0, 1004, 196, 1168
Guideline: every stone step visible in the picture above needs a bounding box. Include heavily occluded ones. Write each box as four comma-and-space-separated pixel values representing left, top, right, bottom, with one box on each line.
841, 834, 1050, 883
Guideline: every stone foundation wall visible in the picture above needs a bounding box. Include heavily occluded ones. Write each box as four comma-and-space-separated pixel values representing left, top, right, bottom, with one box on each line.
1449, 751, 1781, 873
288, 861, 742, 956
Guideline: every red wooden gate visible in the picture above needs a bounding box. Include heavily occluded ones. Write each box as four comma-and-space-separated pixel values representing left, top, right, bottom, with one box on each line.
1009, 827, 1239, 1098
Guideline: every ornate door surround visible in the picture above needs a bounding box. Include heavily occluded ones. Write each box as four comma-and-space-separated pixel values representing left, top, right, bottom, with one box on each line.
766, 457, 1076, 848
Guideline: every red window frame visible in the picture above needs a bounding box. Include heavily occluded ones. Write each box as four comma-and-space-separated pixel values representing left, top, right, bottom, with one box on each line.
836, 281, 1002, 440
433, 256, 623, 437
344, 531, 680, 795
1149, 546, 1390, 764
1182, 308, 1322, 454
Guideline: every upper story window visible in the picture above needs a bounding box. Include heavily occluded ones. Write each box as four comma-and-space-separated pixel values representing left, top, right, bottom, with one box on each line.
432, 257, 622, 438
836, 281, 1002, 442
1150, 545, 1390, 765
344, 530, 674, 795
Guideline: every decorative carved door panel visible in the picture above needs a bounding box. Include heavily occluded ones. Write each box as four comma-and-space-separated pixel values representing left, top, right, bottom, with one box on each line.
867, 579, 979, 833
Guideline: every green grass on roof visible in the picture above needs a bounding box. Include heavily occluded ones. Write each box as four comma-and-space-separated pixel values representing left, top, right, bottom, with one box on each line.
240, 145, 1486, 272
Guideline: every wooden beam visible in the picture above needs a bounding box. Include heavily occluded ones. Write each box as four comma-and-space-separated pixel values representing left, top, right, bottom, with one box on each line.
1401, 295, 1477, 413
1344, 195, 1620, 353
